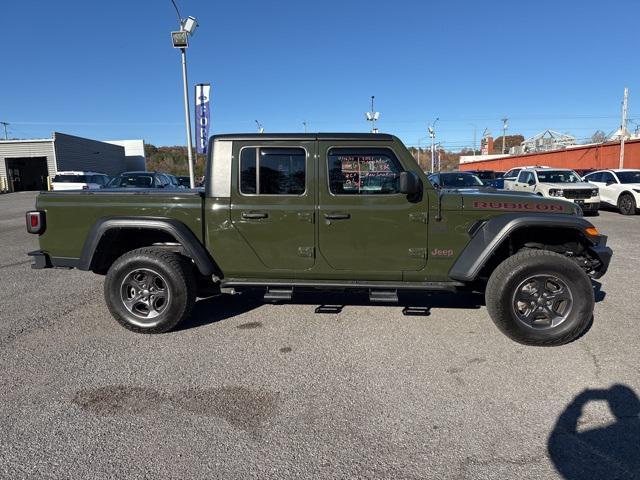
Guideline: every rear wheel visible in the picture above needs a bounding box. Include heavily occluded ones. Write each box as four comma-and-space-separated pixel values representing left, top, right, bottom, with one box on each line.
485, 250, 594, 346
618, 193, 637, 215
104, 247, 196, 333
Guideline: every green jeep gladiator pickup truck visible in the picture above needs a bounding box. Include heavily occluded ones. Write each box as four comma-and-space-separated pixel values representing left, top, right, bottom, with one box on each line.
27, 133, 612, 346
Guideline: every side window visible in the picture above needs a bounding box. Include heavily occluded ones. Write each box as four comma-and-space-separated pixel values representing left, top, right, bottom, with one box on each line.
240, 147, 306, 195
601, 172, 616, 184
328, 148, 402, 195
517, 171, 528, 182
585, 172, 602, 182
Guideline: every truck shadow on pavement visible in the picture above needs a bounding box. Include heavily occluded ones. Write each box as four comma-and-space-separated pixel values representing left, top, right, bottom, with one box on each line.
547, 384, 640, 480
179, 290, 484, 331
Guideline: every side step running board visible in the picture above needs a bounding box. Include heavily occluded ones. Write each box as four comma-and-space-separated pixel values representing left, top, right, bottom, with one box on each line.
369, 289, 398, 303
264, 287, 293, 302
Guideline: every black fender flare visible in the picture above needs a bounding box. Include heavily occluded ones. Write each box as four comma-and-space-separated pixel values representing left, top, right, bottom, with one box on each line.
79, 217, 216, 276
448, 213, 597, 282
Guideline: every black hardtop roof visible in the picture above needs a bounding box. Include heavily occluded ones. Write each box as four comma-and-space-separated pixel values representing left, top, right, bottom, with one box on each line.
211, 133, 395, 141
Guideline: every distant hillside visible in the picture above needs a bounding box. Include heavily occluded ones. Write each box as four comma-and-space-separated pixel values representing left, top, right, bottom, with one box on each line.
144, 144, 205, 176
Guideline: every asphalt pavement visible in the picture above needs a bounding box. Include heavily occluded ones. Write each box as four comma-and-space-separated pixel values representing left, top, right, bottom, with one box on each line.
1, 191, 639, 479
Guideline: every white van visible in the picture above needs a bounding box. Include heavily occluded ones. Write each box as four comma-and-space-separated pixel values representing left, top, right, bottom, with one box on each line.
51, 171, 110, 191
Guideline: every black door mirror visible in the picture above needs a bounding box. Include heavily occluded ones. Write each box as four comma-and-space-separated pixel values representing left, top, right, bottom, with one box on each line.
528, 179, 536, 186
606, 180, 615, 186
399, 171, 420, 195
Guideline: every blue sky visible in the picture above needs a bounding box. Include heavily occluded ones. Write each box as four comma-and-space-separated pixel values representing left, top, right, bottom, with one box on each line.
2, 0, 638, 150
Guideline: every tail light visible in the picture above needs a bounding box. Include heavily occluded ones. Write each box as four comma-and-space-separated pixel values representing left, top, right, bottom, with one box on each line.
26, 211, 46, 234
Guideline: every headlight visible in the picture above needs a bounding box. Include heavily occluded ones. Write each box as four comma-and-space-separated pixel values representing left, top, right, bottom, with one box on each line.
549, 189, 564, 197
591, 189, 598, 197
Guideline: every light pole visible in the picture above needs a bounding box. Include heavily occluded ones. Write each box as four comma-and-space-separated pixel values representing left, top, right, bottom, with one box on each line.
501, 118, 509, 154
255, 120, 264, 134
428, 117, 439, 173
170, 0, 198, 188
469, 123, 477, 155
365, 96, 380, 133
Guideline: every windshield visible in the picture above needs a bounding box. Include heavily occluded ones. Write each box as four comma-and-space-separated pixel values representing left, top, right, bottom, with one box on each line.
473, 171, 495, 180
53, 175, 90, 183
536, 170, 582, 184
108, 174, 154, 188
617, 171, 640, 184
440, 173, 484, 187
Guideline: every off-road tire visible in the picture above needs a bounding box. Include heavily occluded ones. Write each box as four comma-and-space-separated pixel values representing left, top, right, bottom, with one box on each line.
485, 249, 594, 346
104, 247, 196, 333
618, 193, 637, 215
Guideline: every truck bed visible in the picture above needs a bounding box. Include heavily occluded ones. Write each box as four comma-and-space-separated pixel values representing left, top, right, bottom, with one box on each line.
36, 190, 204, 260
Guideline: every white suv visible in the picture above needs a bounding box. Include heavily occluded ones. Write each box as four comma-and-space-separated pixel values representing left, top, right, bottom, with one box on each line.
51, 171, 110, 191
583, 169, 640, 215
512, 168, 600, 214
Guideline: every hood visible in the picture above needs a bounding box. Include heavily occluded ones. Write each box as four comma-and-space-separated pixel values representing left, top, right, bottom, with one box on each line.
539, 181, 596, 189
458, 190, 578, 215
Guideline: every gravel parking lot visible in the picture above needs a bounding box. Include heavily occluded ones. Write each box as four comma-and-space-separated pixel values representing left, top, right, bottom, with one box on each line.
1, 191, 639, 479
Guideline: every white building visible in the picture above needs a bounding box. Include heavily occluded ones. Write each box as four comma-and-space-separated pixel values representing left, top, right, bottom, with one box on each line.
0, 132, 145, 192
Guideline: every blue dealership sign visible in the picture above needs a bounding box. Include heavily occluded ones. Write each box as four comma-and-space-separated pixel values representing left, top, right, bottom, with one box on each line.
195, 83, 211, 154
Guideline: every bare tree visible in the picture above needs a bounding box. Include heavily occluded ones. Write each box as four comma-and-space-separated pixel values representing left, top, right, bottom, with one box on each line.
590, 130, 607, 143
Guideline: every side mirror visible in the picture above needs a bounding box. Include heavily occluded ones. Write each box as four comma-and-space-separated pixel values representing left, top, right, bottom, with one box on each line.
606, 180, 615, 186
528, 179, 535, 186
399, 171, 420, 195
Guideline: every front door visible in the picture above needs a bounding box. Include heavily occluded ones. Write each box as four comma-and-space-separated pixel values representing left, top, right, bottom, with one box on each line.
317, 142, 428, 279
229, 141, 316, 272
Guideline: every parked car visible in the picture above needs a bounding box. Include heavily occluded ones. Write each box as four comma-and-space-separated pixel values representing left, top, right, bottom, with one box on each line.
512, 168, 600, 214
428, 172, 488, 190
107, 172, 179, 189
503, 166, 550, 191
177, 176, 191, 188
165, 174, 185, 189
27, 133, 612, 346
465, 170, 505, 188
51, 171, 110, 191
583, 169, 640, 215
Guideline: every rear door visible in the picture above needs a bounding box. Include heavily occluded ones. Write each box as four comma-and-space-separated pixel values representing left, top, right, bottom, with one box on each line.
317, 141, 428, 279
230, 140, 316, 271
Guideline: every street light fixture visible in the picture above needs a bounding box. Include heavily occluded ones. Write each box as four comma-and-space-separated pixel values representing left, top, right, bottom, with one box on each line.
170, 1, 198, 189
365, 96, 380, 133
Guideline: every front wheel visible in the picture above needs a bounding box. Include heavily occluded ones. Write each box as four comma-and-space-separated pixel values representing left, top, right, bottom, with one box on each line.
618, 193, 637, 215
104, 247, 196, 333
485, 250, 594, 346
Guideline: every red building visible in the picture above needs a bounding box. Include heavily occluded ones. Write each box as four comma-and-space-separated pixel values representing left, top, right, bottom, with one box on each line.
459, 138, 640, 172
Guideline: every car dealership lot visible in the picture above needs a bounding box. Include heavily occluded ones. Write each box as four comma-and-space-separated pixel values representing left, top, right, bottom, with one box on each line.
1, 192, 639, 479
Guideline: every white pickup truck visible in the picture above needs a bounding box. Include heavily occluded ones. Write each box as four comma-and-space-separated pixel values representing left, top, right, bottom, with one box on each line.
51, 171, 110, 191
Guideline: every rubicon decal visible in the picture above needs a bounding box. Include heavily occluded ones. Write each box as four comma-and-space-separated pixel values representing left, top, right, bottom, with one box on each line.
472, 201, 564, 212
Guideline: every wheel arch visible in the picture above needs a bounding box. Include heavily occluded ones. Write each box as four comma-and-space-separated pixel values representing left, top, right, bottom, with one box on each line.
79, 217, 217, 276
448, 214, 597, 282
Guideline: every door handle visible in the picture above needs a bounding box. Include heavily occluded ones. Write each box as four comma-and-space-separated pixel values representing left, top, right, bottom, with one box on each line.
242, 211, 268, 219
324, 213, 351, 220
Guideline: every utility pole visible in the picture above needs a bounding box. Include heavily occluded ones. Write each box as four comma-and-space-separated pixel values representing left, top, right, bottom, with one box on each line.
0, 122, 8, 140
428, 118, 439, 173
501, 118, 508, 154
619, 87, 629, 169
469, 123, 477, 155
